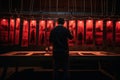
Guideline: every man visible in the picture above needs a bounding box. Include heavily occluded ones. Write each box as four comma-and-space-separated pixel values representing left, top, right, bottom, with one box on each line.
49, 18, 73, 80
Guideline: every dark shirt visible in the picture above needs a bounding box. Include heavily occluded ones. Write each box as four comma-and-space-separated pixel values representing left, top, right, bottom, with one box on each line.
49, 25, 73, 53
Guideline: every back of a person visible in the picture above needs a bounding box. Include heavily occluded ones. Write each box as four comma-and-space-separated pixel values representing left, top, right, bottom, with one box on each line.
51, 26, 69, 53
49, 18, 73, 80
49, 18, 73, 54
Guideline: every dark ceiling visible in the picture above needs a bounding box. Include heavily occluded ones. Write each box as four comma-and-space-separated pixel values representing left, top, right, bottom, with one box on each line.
0, 0, 120, 16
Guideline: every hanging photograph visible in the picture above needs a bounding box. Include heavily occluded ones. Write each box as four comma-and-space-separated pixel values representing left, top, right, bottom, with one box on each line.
95, 20, 103, 45
86, 20, 93, 45
15, 18, 20, 45
21, 20, 29, 47
39, 20, 46, 46
30, 20, 36, 45
106, 20, 113, 45
68, 20, 76, 46
0, 19, 9, 46
115, 21, 120, 45
9, 18, 15, 45
77, 20, 84, 45
46, 20, 54, 46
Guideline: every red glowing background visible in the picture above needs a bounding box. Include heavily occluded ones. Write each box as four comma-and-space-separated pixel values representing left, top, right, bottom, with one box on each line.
39, 20, 46, 46
0, 18, 119, 47
15, 18, 20, 45
95, 20, 103, 45
106, 20, 113, 45
86, 20, 93, 44
10, 18, 15, 45
22, 20, 29, 47
0, 19, 9, 46
77, 20, 84, 45
46, 20, 54, 46
68, 20, 76, 46
115, 21, 120, 45
30, 20, 36, 45
0, 19, 8, 26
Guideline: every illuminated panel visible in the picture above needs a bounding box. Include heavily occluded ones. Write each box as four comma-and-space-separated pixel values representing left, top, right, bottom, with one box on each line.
0, 18, 9, 46
95, 20, 103, 45
10, 18, 15, 45
15, 18, 20, 45
55, 20, 67, 28
30, 20, 36, 45
77, 20, 84, 45
39, 20, 46, 46
106, 20, 113, 45
46, 20, 54, 46
68, 20, 76, 46
21, 20, 29, 47
115, 21, 120, 45
86, 20, 93, 45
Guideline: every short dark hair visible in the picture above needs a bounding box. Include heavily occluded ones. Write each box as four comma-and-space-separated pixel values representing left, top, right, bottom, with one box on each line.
57, 18, 64, 24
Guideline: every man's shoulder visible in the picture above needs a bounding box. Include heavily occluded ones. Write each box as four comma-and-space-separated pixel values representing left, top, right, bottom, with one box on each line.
52, 26, 68, 32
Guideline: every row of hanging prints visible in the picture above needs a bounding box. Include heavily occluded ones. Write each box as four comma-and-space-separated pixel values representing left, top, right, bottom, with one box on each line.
0, 18, 120, 47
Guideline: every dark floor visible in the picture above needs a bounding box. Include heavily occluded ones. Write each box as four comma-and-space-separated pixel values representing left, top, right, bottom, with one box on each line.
0, 50, 120, 80
5, 69, 113, 80
0, 67, 118, 80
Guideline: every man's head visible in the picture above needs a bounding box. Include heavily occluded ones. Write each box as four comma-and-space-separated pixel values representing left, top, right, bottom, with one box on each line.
57, 18, 64, 25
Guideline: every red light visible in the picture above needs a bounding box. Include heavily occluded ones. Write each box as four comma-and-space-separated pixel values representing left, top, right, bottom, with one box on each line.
78, 20, 84, 28
10, 19, 15, 27
69, 20, 75, 29
2, 19, 6, 22
118, 21, 120, 24
86, 20, 93, 28
24, 21, 27, 24
11, 19, 14, 22
71, 21, 74, 23
41, 21, 44, 23
116, 21, 120, 29
1, 19, 8, 26
31, 20, 36, 26
16, 18, 20, 23
108, 21, 111, 24
48, 21, 52, 23
79, 21, 83, 23
32, 20, 35, 23
97, 20, 103, 27
98, 21, 101, 23
107, 20, 113, 27
39, 20, 45, 29
16, 18, 20, 27
88, 20, 91, 23
77, 20, 84, 42
63, 21, 67, 27
17, 18, 20, 21
39, 20, 45, 27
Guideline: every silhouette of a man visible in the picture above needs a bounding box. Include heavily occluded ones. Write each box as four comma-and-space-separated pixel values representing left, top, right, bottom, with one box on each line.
49, 18, 73, 80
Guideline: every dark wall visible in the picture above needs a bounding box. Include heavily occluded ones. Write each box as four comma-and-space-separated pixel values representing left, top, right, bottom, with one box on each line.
0, 0, 120, 15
